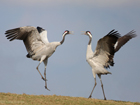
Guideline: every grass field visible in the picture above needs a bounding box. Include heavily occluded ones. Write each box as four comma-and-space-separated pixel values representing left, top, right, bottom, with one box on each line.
0, 92, 140, 105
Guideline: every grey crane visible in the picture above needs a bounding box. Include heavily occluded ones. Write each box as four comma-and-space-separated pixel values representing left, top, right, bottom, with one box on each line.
5, 26, 73, 90
82, 30, 136, 100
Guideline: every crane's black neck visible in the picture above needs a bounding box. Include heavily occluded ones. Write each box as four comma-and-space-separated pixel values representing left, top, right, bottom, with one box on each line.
60, 34, 66, 44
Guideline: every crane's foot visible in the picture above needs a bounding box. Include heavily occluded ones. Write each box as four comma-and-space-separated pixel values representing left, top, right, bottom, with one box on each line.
42, 77, 47, 81
104, 97, 106, 100
45, 86, 50, 91
88, 95, 92, 98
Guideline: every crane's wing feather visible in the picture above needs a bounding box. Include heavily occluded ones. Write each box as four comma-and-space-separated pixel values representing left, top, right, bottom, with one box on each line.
37, 26, 49, 44
93, 30, 121, 68
5, 26, 46, 57
115, 30, 137, 52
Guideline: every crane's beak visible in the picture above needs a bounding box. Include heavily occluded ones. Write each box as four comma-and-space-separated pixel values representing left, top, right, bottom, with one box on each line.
81, 31, 86, 35
69, 31, 74, 35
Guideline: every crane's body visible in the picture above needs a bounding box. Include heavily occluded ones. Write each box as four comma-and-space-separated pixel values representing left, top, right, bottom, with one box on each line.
31, 42, 61, 61
83, 30, 136, 100
5, 26, 72, 90
86, 44, 111, 77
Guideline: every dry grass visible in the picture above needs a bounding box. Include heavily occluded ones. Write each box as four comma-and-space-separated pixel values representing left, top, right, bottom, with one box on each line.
0, 92, 139, 105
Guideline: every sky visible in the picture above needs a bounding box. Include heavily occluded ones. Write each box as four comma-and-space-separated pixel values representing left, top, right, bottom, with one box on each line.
0, 0, 140, 102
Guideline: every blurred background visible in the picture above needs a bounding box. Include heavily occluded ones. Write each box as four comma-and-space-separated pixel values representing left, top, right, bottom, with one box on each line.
0, 0, 140, 102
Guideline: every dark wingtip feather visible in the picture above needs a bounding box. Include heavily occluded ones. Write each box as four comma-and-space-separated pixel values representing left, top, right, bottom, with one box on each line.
6, 33, 17, 37
126, 30, 137, 38
5, 28, 19, 34
107, 29, 121, 38
107, 29, 115, 35
37, 26, 45, 33
9, 36, 17, 41
5, 28, 20, 41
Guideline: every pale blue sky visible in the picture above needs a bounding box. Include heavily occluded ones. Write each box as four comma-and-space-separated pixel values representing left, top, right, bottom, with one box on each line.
0, 0, 140, 102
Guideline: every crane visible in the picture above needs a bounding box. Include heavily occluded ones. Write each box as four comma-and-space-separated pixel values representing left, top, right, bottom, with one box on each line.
82, 30, 136, 100
5, 26, 73, 90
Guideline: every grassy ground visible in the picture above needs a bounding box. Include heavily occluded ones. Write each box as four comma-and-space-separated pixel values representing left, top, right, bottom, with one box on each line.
0, 92, 139, 105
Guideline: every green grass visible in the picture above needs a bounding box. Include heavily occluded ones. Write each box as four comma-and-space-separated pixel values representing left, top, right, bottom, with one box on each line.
0, 92, 139, 105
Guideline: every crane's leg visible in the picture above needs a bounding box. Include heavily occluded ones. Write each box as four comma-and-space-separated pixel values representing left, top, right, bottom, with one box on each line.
88, 78, 97, 98
98, 74, 106, 100
43, 59, 50, 91
36, 55, 47, 81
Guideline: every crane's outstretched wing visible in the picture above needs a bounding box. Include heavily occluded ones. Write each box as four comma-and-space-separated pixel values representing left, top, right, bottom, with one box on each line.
114, 30, 137, 52
5, 26, 47, 57
93, 30, 121, 68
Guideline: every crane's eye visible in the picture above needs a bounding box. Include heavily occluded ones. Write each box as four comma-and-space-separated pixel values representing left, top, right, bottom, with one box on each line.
88, 31, 91, 34
64, 30, 69, 34
86, 31, 91, 34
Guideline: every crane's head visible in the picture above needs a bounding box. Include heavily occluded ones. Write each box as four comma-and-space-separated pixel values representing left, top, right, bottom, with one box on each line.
63, 30, 74, 35
62, 30, 74, 37
81, 31, 92, 38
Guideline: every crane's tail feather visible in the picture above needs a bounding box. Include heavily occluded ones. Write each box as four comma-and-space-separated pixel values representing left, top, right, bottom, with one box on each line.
101, 71, 112, 75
